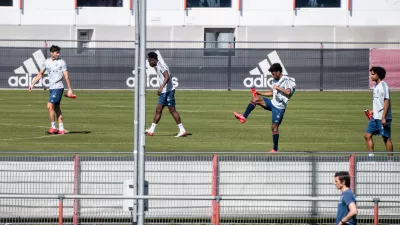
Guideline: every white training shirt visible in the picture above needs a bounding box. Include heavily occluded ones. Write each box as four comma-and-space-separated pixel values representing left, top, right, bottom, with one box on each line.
373, 81, 392, 120
271, 76, 295, 110
41, 58, 67, 90
156, 60, 175, 93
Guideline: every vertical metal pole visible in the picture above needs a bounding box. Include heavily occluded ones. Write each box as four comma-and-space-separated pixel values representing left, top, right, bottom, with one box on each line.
319, 43, 324, 91
58, 195, 64, 225
138, 0, 147, 224
373, 198, 380, 225
227, 50, 232, 91
349, 154, 356, 194
133, 0, 140, 222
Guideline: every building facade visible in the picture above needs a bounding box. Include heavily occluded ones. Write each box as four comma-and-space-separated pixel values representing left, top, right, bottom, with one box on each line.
0, 0, 400, 44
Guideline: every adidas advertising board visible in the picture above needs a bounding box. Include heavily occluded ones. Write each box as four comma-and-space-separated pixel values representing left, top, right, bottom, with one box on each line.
0, 48, 370, 90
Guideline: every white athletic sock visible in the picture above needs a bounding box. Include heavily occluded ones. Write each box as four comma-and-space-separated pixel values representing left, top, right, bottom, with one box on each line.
59, 123, 64, 131
178, 123, 185, 132
51, 122, 56, 129
148, 123, 157, 132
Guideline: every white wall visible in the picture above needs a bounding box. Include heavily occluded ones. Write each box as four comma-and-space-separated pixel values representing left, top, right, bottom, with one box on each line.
0, 0, 399, 42
1, 0, 399, 27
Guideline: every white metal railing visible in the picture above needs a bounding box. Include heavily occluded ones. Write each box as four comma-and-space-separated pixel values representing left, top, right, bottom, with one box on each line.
0, 195, 399, 225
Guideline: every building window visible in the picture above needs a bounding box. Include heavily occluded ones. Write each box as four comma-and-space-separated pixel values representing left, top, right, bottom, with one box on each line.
296, 0, 341, 8
204, 28, 235, 56
0, 0, 13, 6
187, 0, 231, 8
77, 29, 94, 54
77, 0, 123, 7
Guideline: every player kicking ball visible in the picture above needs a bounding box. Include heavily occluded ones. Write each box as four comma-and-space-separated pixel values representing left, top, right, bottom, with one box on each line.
233, 63, 295, 152
145, 52, 187, 137
29, 45, 74, 135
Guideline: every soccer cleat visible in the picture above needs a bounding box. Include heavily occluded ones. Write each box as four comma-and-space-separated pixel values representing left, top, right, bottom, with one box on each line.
58, 130, 69, 135
233, 112, 246, 123
251, 87, 257, 97
47, 128, 59, 134
175, 130, 187, 137
269, 149, 278, 153
145, 129, 154, 136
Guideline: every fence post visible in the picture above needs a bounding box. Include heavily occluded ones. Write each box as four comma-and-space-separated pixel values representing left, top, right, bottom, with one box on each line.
211, 154, 220, 225
73, 154, 81, 225
349, 154, 355, 194
319, 43, 324, 91
227, 49, 232, 91
58, 195, 64, 225
311, 156, 317, 217
373, 198, 380, 225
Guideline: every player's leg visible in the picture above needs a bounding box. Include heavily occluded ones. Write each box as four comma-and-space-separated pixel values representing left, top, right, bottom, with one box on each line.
146, 104, 164, 136
47, 102, 58, 134
54, 104, 66, 134
146, 92, 167, 136
48, 89, 66, 134
383, 137, 393, 156
46, 89, 59, 134
269, 107, 285, 153
364, 132, 374, 154
270, 123, 280, 152
381, 119, 393, 156
234, 95, 268, 123
166, 90, 187, 137
364, 119, 379, 157
168, 105, 187, 137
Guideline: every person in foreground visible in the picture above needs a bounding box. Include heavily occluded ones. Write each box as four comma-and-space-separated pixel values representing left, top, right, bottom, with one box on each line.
29, 45, 74, 135
233, 63, 295, 152
145, 52, 187, 137
334, 171, 357, 225
364, 66, 393, 158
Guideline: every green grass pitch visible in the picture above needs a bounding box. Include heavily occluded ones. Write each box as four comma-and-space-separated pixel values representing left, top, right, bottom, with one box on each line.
0, 90, 398, 152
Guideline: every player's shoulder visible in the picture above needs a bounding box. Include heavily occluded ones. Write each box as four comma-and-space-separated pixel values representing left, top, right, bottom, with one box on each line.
380, 81, 389, 88
58, 58, 67, 64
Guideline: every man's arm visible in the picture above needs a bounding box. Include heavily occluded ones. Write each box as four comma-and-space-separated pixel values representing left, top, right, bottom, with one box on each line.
381, 99, 390, 125
157, 71, 170, 96
63, 70, 73, 96
340, 202, 357, 224
273, 85, 291, 97
28, 69, 45, 91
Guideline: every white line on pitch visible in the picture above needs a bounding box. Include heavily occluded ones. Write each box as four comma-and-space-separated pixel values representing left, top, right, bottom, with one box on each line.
0, 135, 62, 141
100, 105, 132, 108
0, 123, 48, 128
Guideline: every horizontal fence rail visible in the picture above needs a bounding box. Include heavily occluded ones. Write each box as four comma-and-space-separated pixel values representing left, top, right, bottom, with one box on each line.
1, 40, 400, 49
0, 195, 399, 225
0, 152, 399, 224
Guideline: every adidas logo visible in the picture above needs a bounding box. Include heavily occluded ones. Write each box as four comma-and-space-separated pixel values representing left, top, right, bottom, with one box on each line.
244, 50, 288, 88
9, 50, 50, 87
126, 50, 179, 88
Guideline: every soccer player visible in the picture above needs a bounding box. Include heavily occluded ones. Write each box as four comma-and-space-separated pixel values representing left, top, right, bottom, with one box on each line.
233, 63, 295, 152
364, 66, 393, 157
28, 45, 74, 135
334, 171, 357, 225
145, 52, 187, 137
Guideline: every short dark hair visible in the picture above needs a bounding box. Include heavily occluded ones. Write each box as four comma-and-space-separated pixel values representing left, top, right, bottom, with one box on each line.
334, 171, 351, 187
268, 63, 283, 73
370, 66, 386, 80
49, 45, 61, 53
148, 52, 158, 59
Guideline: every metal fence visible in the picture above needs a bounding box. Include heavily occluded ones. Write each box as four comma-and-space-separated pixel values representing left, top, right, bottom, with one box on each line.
1, 40, 400, 90
0, 152, 399, 224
